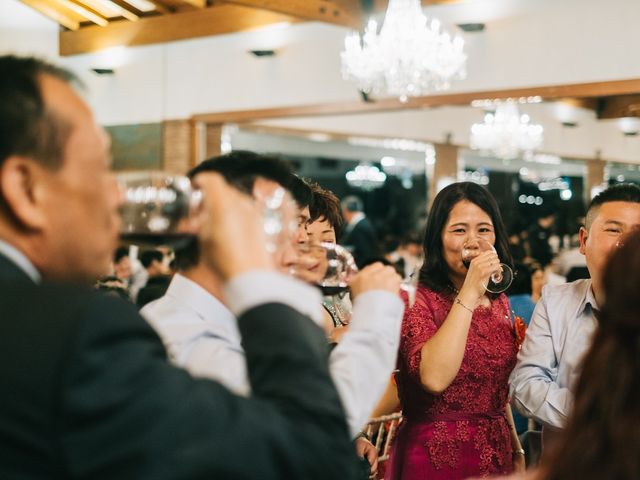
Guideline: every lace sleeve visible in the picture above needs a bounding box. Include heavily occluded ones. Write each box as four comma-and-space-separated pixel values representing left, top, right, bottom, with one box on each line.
398, 288, 439, 382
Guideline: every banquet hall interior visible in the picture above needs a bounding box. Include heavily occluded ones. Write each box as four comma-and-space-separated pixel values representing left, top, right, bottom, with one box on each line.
1, 0, 639, 479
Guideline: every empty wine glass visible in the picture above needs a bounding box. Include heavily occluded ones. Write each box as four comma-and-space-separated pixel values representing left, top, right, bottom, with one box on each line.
117, 171, 293, 251
293, 242, 419, 305
461, 237, 513, 293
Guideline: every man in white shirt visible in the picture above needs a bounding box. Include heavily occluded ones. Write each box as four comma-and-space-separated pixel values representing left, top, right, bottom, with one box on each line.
509, 184, 640, 449
142, 153, 405, 442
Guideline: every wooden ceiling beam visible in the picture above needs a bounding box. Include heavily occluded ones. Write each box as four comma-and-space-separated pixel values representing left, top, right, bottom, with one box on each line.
219, 1, 363, 28
108, 0, 146, 17
143, 1, 174, 14
59, 4, 299, 55
597, 94, 640, 119
20, 0, 81, 30
192, 78, 640, 124
79, 0, 140, 20
373, 0, 463, 12
180, 0, 206, 7
56, 0, 109, 26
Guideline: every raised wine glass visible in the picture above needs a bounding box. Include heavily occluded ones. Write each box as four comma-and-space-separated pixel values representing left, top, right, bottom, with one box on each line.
117, 171, 292, 251
118, 171, 200, 249
294, 242, 419, 305
461, 237, 513, 293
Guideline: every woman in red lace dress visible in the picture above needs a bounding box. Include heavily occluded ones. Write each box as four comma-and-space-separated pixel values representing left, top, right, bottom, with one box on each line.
386, 182, 524, 479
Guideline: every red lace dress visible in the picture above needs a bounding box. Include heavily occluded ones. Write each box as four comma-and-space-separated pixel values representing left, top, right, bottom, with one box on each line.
385, 286, 518, 480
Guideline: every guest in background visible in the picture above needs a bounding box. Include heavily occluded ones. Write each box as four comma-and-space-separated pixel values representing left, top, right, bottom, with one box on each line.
496, 229, 640, 480
112, 246, 132, 285
541, 228, 640, 480
340, 195, 380, 268
510, 183, 640, 454
507, 262, 537, 437
135, 249, 172, 309
386, 182, 523, 480
530, 263, 546, 303
306, 182, 351, 331
526, 211, 555, 267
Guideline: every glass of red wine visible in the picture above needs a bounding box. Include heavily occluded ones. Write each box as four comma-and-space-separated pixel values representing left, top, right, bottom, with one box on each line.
117, 171, 291, 251
118, 171, 200, 248
461, 237, 513, 293
293, 242, 419, 305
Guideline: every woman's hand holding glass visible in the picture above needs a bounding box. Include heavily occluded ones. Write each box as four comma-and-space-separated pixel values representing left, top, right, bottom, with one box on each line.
461, 238, 513, 294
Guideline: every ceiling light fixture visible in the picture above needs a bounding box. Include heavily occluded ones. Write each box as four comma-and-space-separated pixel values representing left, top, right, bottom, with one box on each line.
470, 101, 544, 159
341, 0, 467, 102
345, 162, 387, 191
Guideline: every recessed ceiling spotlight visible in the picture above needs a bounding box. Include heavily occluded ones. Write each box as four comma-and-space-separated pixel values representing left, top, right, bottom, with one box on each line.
91, 68, 115, 75
249, 49, 277, 57
457, 23, 485, 33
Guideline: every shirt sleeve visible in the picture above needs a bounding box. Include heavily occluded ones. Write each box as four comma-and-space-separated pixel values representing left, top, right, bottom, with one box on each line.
329, 290, 404, 437
223, 270, 323, 327
509, 290, 572, 428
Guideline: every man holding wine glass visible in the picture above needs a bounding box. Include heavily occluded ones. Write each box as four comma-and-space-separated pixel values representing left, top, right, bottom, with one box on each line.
0, 55, 361, 479
142, 154, 405, 447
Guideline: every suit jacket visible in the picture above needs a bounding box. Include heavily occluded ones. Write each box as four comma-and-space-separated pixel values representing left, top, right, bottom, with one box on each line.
0, 254, 358, 479
340, 216, 380, 268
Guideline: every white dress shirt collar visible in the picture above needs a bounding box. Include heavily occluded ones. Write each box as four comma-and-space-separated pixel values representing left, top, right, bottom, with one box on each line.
574, 278, 598, 318
166, 273, 239, 344
0, 239, 41, 283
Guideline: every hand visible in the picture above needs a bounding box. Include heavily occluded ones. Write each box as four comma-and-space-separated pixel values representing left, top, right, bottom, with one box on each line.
349, 262, 402, 300
355, 436, 378, 476
459, 250, 500, 300
512, 450, 526, 473
194, 173, 273, 280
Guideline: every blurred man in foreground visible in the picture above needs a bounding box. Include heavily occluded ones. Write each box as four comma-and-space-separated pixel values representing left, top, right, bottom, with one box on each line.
0, 55, 357, 479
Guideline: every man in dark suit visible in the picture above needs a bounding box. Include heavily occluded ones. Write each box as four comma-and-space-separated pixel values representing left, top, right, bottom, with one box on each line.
0, 55, 358, 479
340, 196, 380, 268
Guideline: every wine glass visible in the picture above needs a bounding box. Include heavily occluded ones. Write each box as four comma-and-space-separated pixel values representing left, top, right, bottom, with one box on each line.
461, 237, 513, 293
117, 171, 293, 251
293, 242, 419, 306
118, 171, 201, 248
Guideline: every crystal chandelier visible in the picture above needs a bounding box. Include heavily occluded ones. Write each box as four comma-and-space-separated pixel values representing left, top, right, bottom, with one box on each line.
340, 0, 467, 102
470, 102, 544, 159
345, 163, 387, 191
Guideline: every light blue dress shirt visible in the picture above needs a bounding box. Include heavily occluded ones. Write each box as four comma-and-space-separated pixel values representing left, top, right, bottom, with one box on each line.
509, 279, 598, 428
142, 272, 404, 437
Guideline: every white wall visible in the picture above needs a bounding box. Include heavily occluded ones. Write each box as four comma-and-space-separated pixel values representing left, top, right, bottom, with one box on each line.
3, 0, 640, 133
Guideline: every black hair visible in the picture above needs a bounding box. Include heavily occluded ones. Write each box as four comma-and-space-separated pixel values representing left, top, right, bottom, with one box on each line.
287, 175, 313, 209
341, 195, 363, 213
180, 151, 298, 270
585, 183, 640, 230
419, 182, 513, 293
113, 246, 129, 263
0, 55, 79, 172
139, 249, 164, 268
188, 150, 293, 194
308, 181, 343, 233
509, 262, 532, 296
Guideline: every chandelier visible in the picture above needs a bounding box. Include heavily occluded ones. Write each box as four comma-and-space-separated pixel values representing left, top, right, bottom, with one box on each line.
345, 163, 387, 191
340, 0, 467, 102
470, 102, 544, 159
